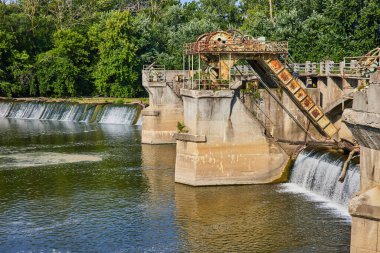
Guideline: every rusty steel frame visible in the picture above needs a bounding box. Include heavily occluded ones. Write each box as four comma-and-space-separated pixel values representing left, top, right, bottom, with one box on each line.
184, 40, 288, 55
182, 30, 337, 138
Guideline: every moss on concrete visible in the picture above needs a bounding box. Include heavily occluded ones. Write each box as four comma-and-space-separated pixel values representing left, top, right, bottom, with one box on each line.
90, 104, 104, 123
272, 157, 294, 183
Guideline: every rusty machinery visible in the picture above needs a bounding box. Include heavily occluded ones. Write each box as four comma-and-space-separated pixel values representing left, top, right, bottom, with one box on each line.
183, 30, 288, 88
344, 47, 380, 79
183, 30, 338, 138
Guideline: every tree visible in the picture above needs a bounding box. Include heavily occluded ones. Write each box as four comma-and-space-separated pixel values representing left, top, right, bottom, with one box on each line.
199, 0, 242, 28
350, 0, 380, 55
1, 0, 380, 98
36, 29, 90, 97
89, 11, 141, 97
0, 30, 33, 97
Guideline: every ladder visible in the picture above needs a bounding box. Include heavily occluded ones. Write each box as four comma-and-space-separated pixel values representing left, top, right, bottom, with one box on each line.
249, 58, 338, 138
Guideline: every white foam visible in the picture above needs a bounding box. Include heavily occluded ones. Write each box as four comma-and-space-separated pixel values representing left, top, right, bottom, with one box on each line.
0, 102, 141, 125
289, 149, 360, 206
0, 152, 102, 168
99, 105, 137, 125
278, 183, 352, 221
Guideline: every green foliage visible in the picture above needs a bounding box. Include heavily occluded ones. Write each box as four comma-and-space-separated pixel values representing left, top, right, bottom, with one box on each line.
36, 29, 90, 97
0, 30, 33, 97
0, 0, 379, 98
252, 90, 261, 100
89, 11, 140, 98
177, 121, 188, 133
114, 98, 124, 105
155, 17, 219, 69
241, 0, 380, 61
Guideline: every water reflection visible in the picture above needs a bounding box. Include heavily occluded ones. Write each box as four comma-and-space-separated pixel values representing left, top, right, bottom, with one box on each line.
0, 118, 351, 252
174, 184, 351, 252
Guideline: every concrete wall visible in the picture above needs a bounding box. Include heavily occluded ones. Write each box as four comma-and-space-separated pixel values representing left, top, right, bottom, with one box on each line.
141, 70, 185, 144
343, 71, 380, 253
316, 76, 357, 110
244, 88, 322, 144
175, 89, 290, 186
314, 77, 356, 142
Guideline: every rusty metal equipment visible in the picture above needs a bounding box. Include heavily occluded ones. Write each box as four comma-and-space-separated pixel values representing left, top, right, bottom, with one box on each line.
344, 47, 380, 79
183, 30, 338, 139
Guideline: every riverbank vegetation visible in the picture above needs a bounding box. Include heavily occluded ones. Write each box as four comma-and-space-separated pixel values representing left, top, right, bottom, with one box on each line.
0, 96, 149, 105
1, 0, 379, 98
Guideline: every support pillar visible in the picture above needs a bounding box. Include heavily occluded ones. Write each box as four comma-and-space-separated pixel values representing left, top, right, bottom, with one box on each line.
343, 71, 380, 253
141, 70, 184, 144
174, 89, 291, 186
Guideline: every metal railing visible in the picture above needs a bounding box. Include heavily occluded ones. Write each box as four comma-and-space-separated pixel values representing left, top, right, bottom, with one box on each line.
288, 60, 377, 78
143, 65, 166, 83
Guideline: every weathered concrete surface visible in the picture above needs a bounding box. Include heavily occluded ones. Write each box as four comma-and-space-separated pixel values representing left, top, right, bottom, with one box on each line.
315, 76, 356, 110
349, 186, 380, 221
245, 88, 323, 144
345, 71, 380, 253
350, 216, 380, 253
142, 105, 183, 144
175, 89, 290, 186
343, 110, 380, 150
359, 147, 380, 191
142, 110, 159, 116
141, 70, 184, 144
173, 133, 206, 143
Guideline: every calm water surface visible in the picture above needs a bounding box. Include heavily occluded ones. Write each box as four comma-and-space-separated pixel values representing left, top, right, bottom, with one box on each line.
0, 119, 351, 252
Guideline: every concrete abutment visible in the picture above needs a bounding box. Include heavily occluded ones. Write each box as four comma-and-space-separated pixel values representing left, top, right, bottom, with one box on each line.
174, 89, 291, 186
344, 71, 380, 253
141, 70, 184, 144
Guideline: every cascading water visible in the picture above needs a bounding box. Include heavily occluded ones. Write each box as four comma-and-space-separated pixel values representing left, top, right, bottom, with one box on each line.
285, 148, 360, 209
0, 102, 12, 118
99, 105, 138, 124
6, 102, 46, 119
0, 101, 142, 125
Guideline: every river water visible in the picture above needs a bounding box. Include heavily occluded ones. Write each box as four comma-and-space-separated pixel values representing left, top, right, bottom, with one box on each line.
0, 118, 352, 252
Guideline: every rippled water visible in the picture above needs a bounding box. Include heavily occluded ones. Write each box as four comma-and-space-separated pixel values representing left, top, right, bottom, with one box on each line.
0, 118, 351, 252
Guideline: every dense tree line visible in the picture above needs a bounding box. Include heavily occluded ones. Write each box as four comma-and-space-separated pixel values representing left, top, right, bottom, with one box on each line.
0, 0, 379, 98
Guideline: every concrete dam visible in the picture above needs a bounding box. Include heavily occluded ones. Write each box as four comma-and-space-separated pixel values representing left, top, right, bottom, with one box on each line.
0, 100, 142, 125
141, 30, 380, 252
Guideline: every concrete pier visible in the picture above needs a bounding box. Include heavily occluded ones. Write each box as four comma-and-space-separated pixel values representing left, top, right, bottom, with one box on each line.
141, 30, 365, 187
174, 89, 290, 186
343, 71, 380, 253
141, 69, 184, 144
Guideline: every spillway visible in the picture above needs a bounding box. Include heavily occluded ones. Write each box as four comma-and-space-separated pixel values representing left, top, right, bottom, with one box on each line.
0, 101, 142, 125
287, 148, 360, 208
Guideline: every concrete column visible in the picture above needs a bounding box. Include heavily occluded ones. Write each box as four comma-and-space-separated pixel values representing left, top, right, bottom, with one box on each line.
326, 77, 343, 109
312, 62, 317, 74
343, 72, 380, 253
294, 63, 300, 73
325, 60, 334, 75
142, 70, 184, 144
174, 89, 291, 186
339, 61, 345, 75
320, 62, 325, 75
305, 61, 311, 74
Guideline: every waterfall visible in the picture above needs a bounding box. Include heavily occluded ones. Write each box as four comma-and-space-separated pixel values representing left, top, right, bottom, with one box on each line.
0, 102, 12, 118
0, 101, 141, 125
288, 149, 360, 207
6, 102, 45, 119
98, 105, 139, 124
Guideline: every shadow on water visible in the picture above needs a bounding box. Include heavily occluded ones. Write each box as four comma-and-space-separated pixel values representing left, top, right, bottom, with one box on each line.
0, 118, 351, 252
